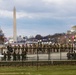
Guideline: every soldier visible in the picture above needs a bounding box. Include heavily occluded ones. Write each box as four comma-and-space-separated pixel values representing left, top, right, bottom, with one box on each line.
53, 44, 56, 52
64, 44, 67, 52
67, 44, 69, 52
24, 50, 27, 60
61, 44, 64, 52
21, 51, 25, 61
71, 44, 73, 52
7, 44, 13, 52
13, 51, 16, 61
41, 44, 44, 53
17, 44, 21, 52
62, 44, 65, 52
66, 44, 68, 51
59, 44, 61, 52
49, 44, 52, 53
13, 45, 17, 52
29, 44, 32, 54
7, 44, 10, 51
25, 44, 28, 54
56, 43, 59, 52
38, 44, 42, 54
68, 44, 71, 52
60, 44, 63, 52
73, 51, 76, 59
33, 44, 36, 54
17, 51, 20, 61
21, 44, 25, 52
67, 51, 70, 60
3, 51, 6, 61
7, 51, 11, 61
43, 45, 46, 53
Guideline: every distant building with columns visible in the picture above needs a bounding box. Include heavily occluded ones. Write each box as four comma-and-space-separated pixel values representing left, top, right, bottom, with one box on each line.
67, 25, 76, 34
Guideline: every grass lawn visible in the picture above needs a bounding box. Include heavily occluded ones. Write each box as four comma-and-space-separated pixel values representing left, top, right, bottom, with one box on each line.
0, 65, 76, 75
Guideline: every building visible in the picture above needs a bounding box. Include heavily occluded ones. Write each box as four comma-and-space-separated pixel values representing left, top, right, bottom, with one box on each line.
71, 25, 76, 33
66, 25, 76, 43
67, 25, 76, 34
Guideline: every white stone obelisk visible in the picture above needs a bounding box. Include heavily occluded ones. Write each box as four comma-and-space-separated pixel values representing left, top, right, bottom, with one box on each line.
13, 7, 17, 42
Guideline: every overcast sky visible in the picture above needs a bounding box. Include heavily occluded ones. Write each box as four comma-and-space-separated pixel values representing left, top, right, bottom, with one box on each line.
0, 0, 76, 37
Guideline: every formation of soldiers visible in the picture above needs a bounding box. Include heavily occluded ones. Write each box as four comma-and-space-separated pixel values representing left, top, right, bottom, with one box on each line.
1, 43, 76, 61
2, 50, 27, 61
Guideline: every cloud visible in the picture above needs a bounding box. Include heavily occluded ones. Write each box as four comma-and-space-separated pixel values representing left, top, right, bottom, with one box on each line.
0, 9, 33, 19
0, 0, 3, 3
0, 9, 75, 20
0, 10, 12, 18
16, 12, 32, 19
0, 0, 76, 19
42, 0, 65, 4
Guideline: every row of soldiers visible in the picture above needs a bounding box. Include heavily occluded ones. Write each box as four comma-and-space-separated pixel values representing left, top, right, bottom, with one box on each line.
6, 43, 75, 54
2, 50, 27, 61
1, 43, 75, 61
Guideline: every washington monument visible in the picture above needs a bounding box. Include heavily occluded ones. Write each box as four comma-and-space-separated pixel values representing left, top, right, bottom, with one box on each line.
13, 7, 17, 42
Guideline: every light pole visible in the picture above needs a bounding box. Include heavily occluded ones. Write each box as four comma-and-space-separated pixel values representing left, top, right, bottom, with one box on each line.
37, 40, 39, 70
48, 38, 51, 60
59, 44, 61, 60
37, 40, 42, 70
74, 39, 76, 51
37, 40, 41, 70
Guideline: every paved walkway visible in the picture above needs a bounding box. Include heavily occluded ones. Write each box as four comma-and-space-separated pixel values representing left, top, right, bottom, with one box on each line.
27, 52, 68, 60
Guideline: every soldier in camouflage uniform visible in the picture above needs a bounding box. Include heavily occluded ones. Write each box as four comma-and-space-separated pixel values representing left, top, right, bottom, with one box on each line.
3, 51, 6, 61
24, 50, 27, 60
33, 44, 36, 54
17, 44, 21, 53
21, 44, 25, 52
13, 51, 16, 61
43, 45, 46, 53
28, 44, 32, 54
7, 51, 11, 61
21, 51, 25, 61
7, 44, 13, 52
13, 45, 17, 52
25, 44, 28, 54
17, 51, 20, 61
